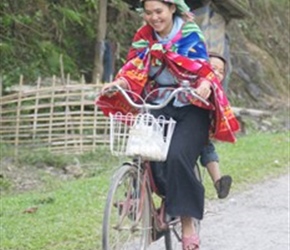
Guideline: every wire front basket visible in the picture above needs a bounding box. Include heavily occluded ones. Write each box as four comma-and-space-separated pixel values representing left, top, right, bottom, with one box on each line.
109, 112, 176, 161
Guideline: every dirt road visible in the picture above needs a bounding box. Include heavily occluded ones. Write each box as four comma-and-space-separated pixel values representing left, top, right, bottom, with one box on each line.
149, 174, 289, 250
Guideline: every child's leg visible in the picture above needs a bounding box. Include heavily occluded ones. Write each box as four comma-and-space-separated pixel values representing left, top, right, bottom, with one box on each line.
206, 161, 221, 183
200, 141, 232, 199
200, 141, 220, 183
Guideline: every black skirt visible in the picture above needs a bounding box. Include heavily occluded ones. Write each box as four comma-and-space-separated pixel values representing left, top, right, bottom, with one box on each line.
150, 102, 210, 220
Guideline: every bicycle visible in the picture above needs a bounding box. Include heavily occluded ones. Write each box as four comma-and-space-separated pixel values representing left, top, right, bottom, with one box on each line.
98, 82, 209, 250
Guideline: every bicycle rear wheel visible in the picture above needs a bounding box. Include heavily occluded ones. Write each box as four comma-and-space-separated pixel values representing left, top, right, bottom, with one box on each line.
102, 163, 151, 250
164, 217, 181, 250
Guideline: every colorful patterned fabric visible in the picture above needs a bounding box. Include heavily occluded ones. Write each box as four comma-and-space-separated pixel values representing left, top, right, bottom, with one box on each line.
141, 0, 190, 14
96, 21, 240, 143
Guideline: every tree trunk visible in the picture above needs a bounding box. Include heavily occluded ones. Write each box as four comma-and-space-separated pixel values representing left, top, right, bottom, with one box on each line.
92, 0, 108, 84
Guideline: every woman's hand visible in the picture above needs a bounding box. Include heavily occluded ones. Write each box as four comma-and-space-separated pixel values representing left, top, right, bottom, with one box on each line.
195, 79, 212, 100
101, 79, 128, 97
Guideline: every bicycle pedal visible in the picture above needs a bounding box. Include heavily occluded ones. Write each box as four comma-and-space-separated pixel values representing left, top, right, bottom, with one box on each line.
167, 217, 180, 226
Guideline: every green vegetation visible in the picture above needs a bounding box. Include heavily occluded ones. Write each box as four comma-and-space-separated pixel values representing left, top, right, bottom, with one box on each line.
0, 131, 288, 249
203, 132, 289, 197
227, 0, 289, 108
1, 176, 109, 250
0, 0, 140, 86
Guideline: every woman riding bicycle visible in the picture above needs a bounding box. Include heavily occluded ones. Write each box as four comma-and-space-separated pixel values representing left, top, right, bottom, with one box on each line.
98, 0, 240, 249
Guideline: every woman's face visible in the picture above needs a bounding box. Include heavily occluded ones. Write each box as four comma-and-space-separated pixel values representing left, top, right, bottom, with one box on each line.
209, 56, 225, 82
143, 1, 176, 38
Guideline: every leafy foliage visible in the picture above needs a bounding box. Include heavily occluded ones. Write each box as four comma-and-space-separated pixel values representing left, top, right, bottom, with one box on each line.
0, 0, 98, 86
241, 0, 289, 77
0, 0, 141, 88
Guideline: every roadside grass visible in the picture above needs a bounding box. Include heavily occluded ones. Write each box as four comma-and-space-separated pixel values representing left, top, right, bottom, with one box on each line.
202, 131, 289, 197
0, 131, 289, 250
0, 175, 111, 250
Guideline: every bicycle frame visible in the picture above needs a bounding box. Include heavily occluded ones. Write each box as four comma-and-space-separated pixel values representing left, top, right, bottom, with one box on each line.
123, 158, 173, 233
100, 85, 208, 249
140, 159, 203, 244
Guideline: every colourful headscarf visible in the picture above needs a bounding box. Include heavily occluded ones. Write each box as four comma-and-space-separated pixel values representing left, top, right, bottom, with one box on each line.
140, 0, 194, 21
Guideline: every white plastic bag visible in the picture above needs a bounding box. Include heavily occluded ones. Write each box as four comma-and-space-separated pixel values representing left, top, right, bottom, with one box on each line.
126, 114, 165, 161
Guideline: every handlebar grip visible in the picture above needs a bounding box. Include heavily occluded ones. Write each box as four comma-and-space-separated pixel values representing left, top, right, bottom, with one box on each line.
105, 85, 119, 94
189, 89, 210, 106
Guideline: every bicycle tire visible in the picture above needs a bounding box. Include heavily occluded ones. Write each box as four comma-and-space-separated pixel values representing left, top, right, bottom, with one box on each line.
194, 163, 202, 183
164, 229, 172, 250
102, 163, 151, 250
164, 217, 182, 249
193, 163, 202, 235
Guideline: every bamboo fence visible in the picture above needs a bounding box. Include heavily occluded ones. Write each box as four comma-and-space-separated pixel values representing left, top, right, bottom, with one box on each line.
0, 75, 110, 155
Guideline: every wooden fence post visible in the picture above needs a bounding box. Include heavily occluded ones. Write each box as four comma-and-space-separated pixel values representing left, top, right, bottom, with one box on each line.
15, 75, 23, 156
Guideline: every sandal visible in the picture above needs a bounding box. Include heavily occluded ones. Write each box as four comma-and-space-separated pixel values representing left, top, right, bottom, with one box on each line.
215, 175, 232, 199
182, 233, 199, 250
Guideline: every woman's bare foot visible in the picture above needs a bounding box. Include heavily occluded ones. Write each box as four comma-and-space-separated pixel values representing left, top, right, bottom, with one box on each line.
181, 216, 196, 236
181, 216, 199, 250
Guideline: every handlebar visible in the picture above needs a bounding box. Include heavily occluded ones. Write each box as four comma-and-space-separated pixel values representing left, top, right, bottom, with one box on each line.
98, 82, 210, 111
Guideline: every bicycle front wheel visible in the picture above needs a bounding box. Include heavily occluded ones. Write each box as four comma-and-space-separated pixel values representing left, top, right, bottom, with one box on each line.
102, 163, 151, 250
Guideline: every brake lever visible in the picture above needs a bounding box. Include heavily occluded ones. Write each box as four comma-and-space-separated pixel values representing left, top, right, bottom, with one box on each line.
105, 85, 120, 95
189, 88, 210, 106
180, 80, 210, 106
95, 85, 120, 99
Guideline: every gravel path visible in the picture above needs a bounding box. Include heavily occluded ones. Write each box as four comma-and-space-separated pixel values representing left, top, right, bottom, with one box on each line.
149, 174, 289, 250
